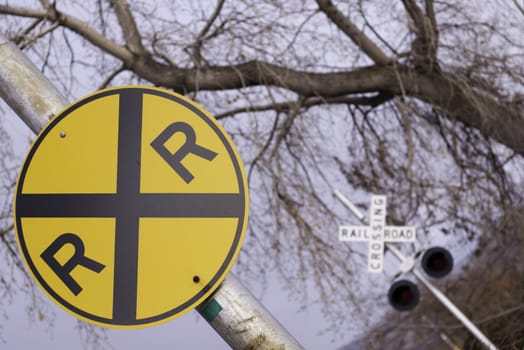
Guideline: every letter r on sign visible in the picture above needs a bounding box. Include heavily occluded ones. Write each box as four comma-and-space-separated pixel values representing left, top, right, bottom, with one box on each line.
41, 233, 105, 296
151, 122, 217, 183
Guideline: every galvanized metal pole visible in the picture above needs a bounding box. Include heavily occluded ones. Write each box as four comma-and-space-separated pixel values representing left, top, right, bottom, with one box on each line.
334, 190, 498, 350
0, 32, 304, 350
197, 273, 304, 350
0, 33, 68, 133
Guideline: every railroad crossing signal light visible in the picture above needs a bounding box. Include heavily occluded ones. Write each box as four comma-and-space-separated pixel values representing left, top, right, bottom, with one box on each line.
421, 246, 453, 279
388, 279, 420, 312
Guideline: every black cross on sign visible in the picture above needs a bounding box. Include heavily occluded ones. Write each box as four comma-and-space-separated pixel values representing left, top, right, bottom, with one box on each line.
15, 88, 248, 328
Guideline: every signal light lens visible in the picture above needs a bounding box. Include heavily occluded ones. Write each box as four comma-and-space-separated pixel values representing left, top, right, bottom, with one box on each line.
421, 247, 453, 279
388, 279, 420, 311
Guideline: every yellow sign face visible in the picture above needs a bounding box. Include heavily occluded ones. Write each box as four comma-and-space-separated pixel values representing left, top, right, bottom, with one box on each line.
14, 87, 249, 328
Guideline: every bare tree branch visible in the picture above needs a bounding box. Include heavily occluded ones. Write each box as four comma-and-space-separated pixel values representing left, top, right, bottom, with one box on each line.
425, 0, 438, 33
2, 3, 521, 157
401, 0, 439, 70
19, 21, 59, 50
512, 0, 524, 17
98, 64, 127, 89
108, 0, 147, 56
315, 0, 391, 65
12, 18, 43, 46
188, 0, 226, 67
195, 0, 225, 44
0, 4, 133, 63
215, 93, 393, 119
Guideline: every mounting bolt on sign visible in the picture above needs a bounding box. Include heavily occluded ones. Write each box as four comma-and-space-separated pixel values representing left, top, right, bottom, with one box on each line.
14, 86, 249, 329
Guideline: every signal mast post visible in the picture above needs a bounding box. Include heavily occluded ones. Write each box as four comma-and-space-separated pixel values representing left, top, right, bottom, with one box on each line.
0, 32, 303, 350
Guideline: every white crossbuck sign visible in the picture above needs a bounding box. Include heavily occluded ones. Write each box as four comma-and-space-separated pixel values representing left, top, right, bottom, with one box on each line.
339, 195, 416, 273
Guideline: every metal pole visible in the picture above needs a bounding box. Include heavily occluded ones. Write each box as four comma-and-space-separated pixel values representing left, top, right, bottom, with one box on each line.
0, 33, 68, 134
334, 190, 498, 350
0, 32, 304, 350
197, 273, 304, 350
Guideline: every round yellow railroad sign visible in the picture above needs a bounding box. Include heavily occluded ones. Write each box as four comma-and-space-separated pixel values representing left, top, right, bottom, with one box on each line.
14, 86, 249, 328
